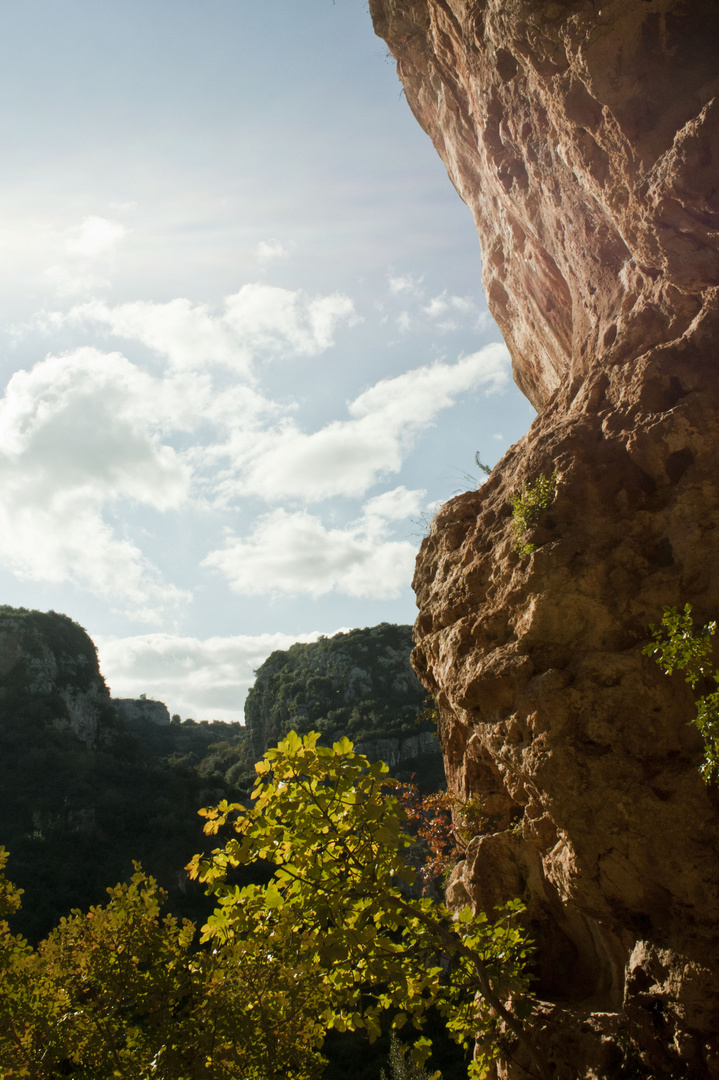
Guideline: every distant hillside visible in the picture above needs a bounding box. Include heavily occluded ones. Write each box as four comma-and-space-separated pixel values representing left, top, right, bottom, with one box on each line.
0, 605, 119, 743
246, 623, 430, 754
0, 607, 248, 939
0, 609, 442, 940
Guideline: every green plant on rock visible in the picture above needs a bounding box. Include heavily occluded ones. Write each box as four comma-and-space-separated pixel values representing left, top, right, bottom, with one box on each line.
474, 452, 492, 478
510, 471, 558, 556
643, 603, 719, 784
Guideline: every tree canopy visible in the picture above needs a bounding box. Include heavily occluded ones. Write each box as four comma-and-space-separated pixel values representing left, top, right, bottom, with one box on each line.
0, 733, 544, 1080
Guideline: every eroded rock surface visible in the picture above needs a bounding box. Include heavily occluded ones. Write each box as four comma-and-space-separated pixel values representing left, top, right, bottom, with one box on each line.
371, 1, 719, 1076
370, 0, 718, 412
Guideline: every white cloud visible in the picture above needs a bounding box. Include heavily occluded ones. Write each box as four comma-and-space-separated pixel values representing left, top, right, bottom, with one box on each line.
215, 344, 510, 503
65, 216, 127, 259
0, 347, 193, 619
59, 297, 253, 372
44, 216, 128, 297
54, 283, 357, 370
202, 488, 423, 600
388, 273, 422, 295
396, 311, 411, 332
222, 284, 357, 356
422, 291, 479, 331
97, 628, 338, 723
257, 238, 289, 264
423, 291, 475, 319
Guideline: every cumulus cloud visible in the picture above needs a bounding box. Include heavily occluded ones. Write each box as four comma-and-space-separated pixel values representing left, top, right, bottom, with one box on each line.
0, 347, 192, 619
3, 273, 509, 623
56, 283, 357, 371
202, 487, 423, 600
423, 291, 480, 331
45, 216, 128, 296
222, 284, 357, 356
65, 216, 127, 259
97, 628, 337, 723
257, 238, 289, 264
423, 291, 473, 318
388, 273, 422, 295
214, 344, 510, 503
59, 297, 252, 372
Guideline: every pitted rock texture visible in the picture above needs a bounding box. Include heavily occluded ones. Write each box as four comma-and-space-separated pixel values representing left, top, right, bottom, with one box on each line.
370, 0, 719, 411
371, 0, 719, 1077
415, 357, 719, 1077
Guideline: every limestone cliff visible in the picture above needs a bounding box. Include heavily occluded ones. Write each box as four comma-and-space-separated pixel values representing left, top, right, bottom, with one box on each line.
0, 606, 119, 746
370, 2, 719, 1077
0, 606, 170, 745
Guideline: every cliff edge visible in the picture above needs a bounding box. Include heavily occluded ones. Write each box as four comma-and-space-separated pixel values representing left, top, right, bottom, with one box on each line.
371, 2, 719, 1077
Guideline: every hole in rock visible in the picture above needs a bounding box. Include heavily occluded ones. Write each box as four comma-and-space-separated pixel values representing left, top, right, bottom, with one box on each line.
648, 537, 674, 567
665, 447, 694, 483
603, 323, 618, 348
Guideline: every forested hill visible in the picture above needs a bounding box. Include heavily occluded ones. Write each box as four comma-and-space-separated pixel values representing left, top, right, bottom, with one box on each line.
0, 608, 440, 941
245, 623, 429, 756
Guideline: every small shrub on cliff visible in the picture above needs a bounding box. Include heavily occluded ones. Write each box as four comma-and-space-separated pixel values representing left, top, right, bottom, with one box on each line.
510, 471, 557, 556
643, 603, 719, 784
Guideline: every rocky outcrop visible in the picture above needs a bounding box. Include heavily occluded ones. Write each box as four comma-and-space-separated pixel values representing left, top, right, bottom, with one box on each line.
355, 728, 440, 767
245, 624, 429, 759
0, 606, 170, 745
0, 606, 118, 747
370, 0, 718, 413
113, 697, 171, 726
371, 2, 719, 1077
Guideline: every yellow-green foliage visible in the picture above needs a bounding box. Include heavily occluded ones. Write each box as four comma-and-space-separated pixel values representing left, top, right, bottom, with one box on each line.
643, 604, 719, 784
191, 731, 543, 1080
510, 472, 558, 556
0, 737, 544, 1080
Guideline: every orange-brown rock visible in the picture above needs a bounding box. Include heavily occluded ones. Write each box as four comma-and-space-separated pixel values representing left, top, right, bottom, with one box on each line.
370, 1, 719, 1077
370, 0, 718, 412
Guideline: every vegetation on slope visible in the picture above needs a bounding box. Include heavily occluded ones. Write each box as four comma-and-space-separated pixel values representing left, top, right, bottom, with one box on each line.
0, 609, 440, 941
245, 623, 429, 756
0, 734, 536, 1080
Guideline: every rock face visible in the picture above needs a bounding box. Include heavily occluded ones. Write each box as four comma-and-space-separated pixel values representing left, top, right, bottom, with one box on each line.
370, 0, 718, 412
354, 728, 440, 768
0, 606, 118, 746
0, 606, 171, 743
370, 2, 719, 1077
245, 624, 429, 757
113, 698, 171, 726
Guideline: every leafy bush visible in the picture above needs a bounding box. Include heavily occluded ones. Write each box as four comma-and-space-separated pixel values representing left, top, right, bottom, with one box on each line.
0, 735, 546, 1080
510, 472, 558, 556
191, 731, 544, 1080
382, 1032, 439, 1080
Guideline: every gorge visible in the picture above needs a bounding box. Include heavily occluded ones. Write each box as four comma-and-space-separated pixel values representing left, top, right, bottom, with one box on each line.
370, 1, 719, 1076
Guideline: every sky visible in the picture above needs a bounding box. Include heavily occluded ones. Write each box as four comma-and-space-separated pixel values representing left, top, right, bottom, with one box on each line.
0, 0, 536, 722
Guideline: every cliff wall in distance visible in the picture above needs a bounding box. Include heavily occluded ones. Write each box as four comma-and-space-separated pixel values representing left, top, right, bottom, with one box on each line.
371, 2, 719, 1077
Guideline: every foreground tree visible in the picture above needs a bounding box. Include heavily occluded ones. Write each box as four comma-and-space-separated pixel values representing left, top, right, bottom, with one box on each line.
0, 733, 544, 1079
190, 731, 543, 1079
0, 853, 328, 1079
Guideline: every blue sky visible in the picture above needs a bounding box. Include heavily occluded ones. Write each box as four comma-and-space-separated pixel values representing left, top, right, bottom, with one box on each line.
0, 0, 536, 720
